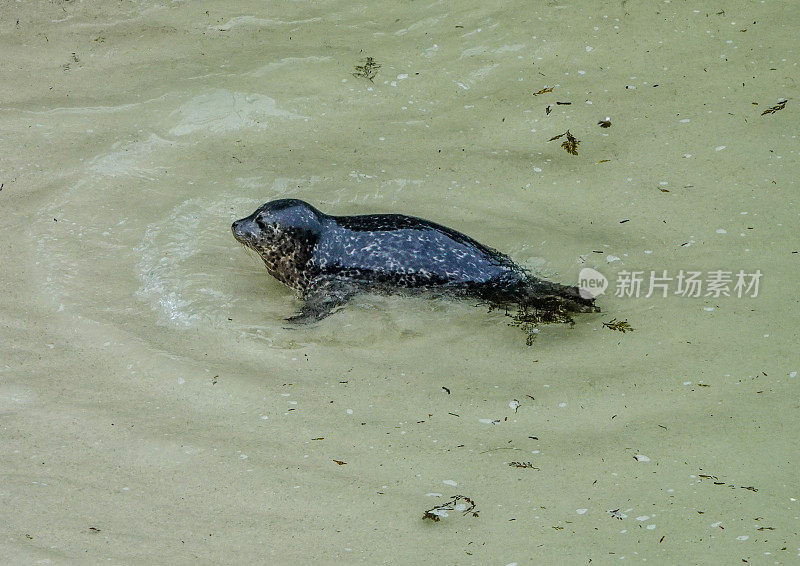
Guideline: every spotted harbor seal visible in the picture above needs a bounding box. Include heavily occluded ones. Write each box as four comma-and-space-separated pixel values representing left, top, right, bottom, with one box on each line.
231, 199, 597, 324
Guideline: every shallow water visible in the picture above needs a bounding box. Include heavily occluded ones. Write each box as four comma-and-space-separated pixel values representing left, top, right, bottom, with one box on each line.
2, 1, 799, 563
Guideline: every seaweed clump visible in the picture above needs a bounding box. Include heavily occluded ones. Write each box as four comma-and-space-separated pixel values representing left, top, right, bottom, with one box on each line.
602, 318, 634, 333
761, 99, 787, 116
489, 299, 576, 345
508, 461, 539, 469
548, 130, 580, 155
423, 495, 479, 522
352, 57, 381, 83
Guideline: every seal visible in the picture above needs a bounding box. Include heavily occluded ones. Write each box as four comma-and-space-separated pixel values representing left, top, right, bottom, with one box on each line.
231, 199, 597, 323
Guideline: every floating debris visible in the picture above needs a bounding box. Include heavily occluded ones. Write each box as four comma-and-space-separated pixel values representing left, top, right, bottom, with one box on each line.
698, 472, 758, 492
505, 301, 573, 346
761, 100, 787, 116
487, 303, 560, 346
603, 318, 634, 333
423, 495, 479, 522
608, 508, 627, 520
598, 118, 612, 128
508, 461, 539, 469
548, 130, 580, 155
352, 57, 380, 82
533, 86, 554, 96
482, 289, 584, 345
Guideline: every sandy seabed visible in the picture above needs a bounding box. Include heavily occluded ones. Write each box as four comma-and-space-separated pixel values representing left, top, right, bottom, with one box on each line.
1, 1, 798, 563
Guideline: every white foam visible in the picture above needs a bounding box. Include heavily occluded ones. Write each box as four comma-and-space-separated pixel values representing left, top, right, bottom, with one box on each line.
88, 134, 173, 179
211, 16, 320, 31
168, 90, 305, 136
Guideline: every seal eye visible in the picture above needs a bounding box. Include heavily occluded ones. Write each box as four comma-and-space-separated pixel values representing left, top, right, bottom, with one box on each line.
255, 216, 268, 231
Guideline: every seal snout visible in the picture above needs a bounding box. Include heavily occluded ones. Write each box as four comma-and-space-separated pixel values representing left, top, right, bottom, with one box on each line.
231, 217, 258, 245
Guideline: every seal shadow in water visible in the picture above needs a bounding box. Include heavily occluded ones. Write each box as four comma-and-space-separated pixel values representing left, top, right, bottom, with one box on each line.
231, 199, 598, 338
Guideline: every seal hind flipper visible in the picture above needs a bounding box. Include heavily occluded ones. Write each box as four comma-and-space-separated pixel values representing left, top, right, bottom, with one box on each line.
521, 278, 599, 314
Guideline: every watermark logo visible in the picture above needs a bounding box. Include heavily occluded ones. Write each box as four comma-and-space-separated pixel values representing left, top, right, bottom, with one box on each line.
576, 268, 762, 299
578, 267, 608, 299
614, 269, 761, 298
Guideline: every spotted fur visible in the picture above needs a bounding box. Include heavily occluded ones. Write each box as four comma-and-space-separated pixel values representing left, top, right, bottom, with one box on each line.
232, 199, 596, 322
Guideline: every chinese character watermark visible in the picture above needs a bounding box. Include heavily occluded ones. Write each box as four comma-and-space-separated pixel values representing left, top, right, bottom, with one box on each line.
578, 269, 762, 299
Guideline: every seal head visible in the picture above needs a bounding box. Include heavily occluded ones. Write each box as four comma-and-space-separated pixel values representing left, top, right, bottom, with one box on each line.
231, 199, 324, 291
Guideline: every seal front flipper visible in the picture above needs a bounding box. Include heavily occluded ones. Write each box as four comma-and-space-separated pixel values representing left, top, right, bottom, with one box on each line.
284, 277, 356, 325
285, 293, 352, 325
285, 296, 345, 324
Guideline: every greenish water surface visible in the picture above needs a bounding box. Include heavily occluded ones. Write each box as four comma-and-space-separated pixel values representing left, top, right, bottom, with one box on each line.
1, 1, 798, 563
